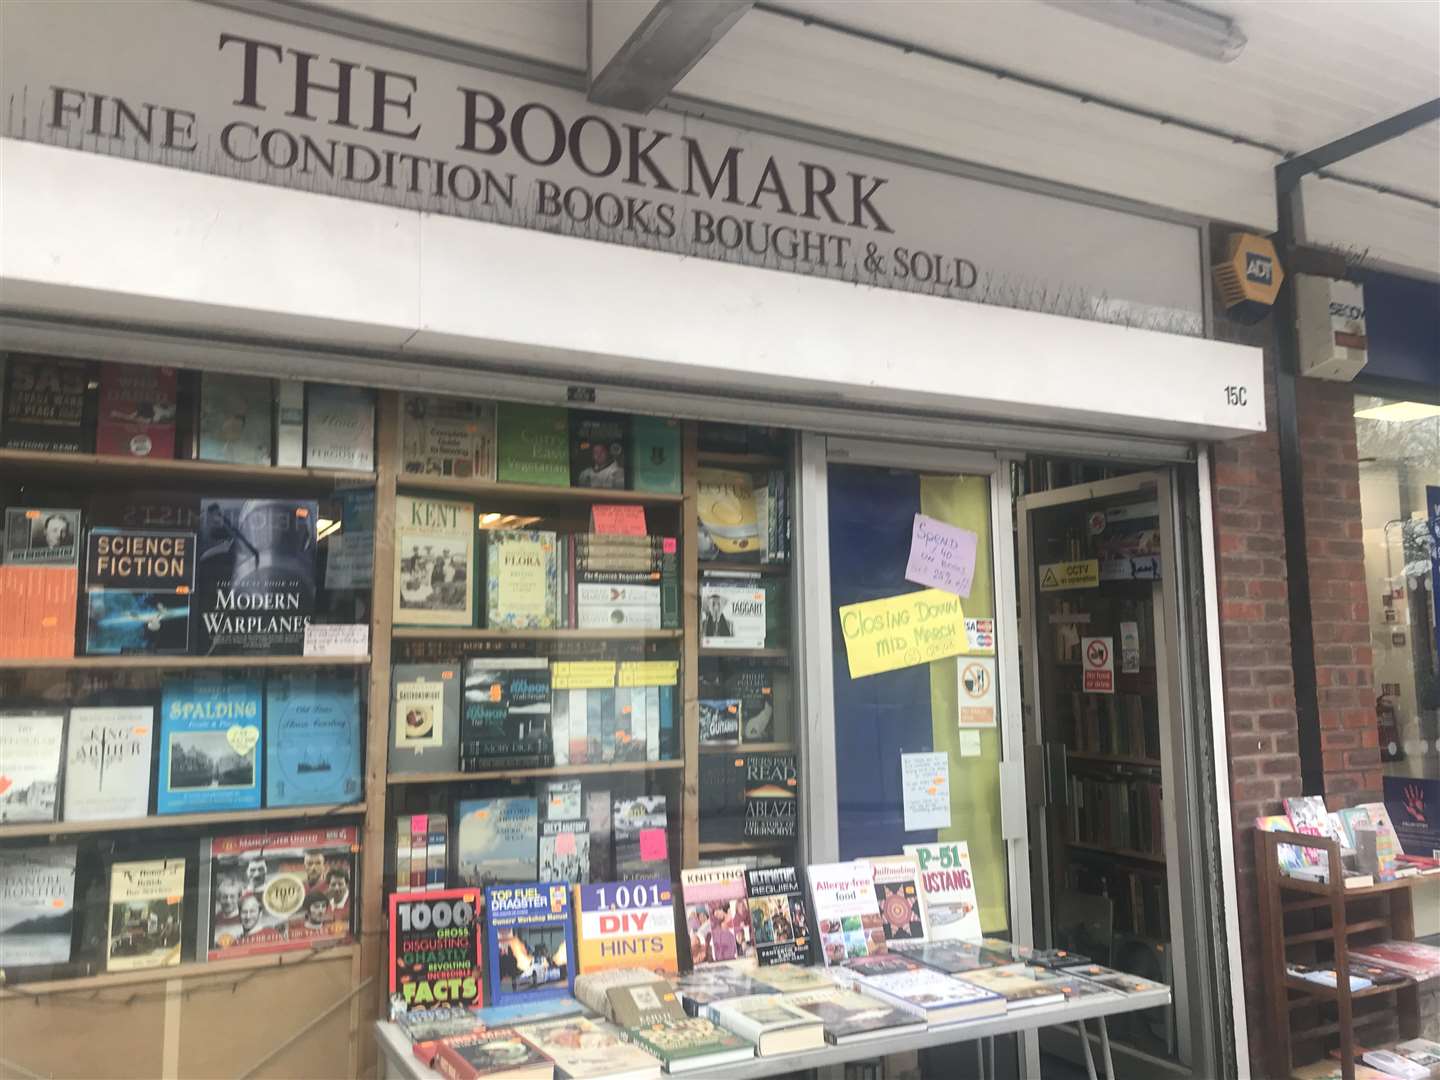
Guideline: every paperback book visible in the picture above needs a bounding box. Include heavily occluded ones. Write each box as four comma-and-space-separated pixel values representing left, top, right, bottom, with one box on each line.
538, 819, 589, 885
703, 994, 826, 1056
699, 699, 742, 745
495, 403, 569, 487
807, 860, 886, 965
569, 412, 629, 490
545, 779, 583, 821
62, 706, 154, 821
680, 864, 755, 966
781, 986, 928, 1044
0, 354, 97, 453
904, 841, 983, 942
389, 888, 484, 1011
0, 844, 77, 968
674, 962, 777, 1017
198, 372, 272, 465
265, 674, 362, 807
4, 507, 81, 566
700, 576, 767, 648
95, 362, 177, 458
432, 1028, 551, 1080
574, 878, 678, 976
157, 676, 263, 814
893, 939, 1013, 976
485, 882, 575, 1005
399, 393, 497, 480
518, 1015, 657, 1078
107, 858, 185, 971
614, 795, 669, 880
0, 712, 64, 823
305, 384, 375, 471
629, 417, 682, 494
456, 798, 538, 887
1350, 940, 1440, 981
85, 526, 196, 655
461, 658, 553, 770
390, 664, 462, 775
699, 663, 775, 743
870, 855, 929, 947
394, 495, 476, 627
743, 753, 798, 841
486, 530, 560, 630
955, 963, 1070, 1009
0, 562, 78, 659
745, 866, 812, 966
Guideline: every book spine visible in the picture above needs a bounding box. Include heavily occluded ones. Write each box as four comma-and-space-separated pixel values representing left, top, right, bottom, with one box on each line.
646, 687, 660, 762
427, 815, 447, 891
275, 381, 305, 467
395, 817, 412, 893
410, 814, 428, 891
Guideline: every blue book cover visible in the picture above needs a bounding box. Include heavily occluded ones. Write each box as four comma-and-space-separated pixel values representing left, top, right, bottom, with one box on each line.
456, 798, 538, 887
265, 674, 362, 808
659, 686, 675, 759
484, 882, 575, 1006
157, 677, 263, 814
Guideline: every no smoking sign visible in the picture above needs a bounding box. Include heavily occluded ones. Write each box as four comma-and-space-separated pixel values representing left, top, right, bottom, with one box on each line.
1081, 636, 1114, 695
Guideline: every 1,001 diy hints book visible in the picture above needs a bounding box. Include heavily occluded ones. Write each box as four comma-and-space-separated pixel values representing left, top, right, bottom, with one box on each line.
158, 677, 263, 814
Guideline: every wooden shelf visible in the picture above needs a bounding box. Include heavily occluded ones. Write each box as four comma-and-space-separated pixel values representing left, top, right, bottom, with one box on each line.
701, 561, 791, 576
1283, 918, 1390, 946
0, 943, 356, 999
696, 451, 786, 468
0, 654, 370, 672
0, 448, 374, 492
1067, 841, 1165, 865
396, 474, 683, 506
388, 759, 686, 785
1279, 873, 1437, 898
0, 802, 366, 841
1067, 752, 1162, 768
700, 742, 796, 754
1284, 974, 1412, 1002
699, 838, 796, 854
699, 647, 790, 660
392, 627, 681, 642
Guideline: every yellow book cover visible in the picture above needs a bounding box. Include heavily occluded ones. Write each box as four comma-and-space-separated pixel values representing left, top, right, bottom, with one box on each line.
107, 858, 185, 971
697, 469, 760, 558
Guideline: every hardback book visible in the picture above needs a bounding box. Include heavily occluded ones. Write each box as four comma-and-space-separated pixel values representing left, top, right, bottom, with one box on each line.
265, 674, 362, 808
4, 507, 81, 566
198, 825, 357, 961
674, 962, 777, 1017
614, 795, 669, 880
0, 712, 65, 822
587, 791, 614, 883
1285, 795, 1345, 861
389, 888, 484, 1012
400, 393, 497, 480
486, 530, 560, 630
696, 469, 761, 560
0, 564, 78, 659
780, 986, 927, 1044
605, 977, 686, 1027
904, 842, 982, 942
545, 779, 583, 821
485, 882, 576, 1005
496, 403, 570, 487
432, 1028, 553, 1080
457, 798, 538, 887
84, 526, 196, 655
157, 676, 263, 814
832, 954, 1006, 1025
629, 417, 682, 495
0, 844, 77, 968
539, 819, 590, 885
807, 861, 886, 966
620, 1015, 754, 1074
746, 964, 832, 994
574, 966, 661, 1018
305, 384, 375, 471
1350, 940, 1440, 981
198, 372, 272, 465
518, 1016, 658, 1080
1395, 1040, 1440, 1075
680, 864, 755, 966
0, 354, 97, 453
95, 362, 177, 458
1255, 814, 1309, 872
869, 855, 930, 947
574, 878, 679, 976
390, 664, 462, 775
955, 962, 1070, 1009
1357, 802, 1407, 875
193, 498, 317, 655
700, 575, 767, 648
274, 380, 305, 467
106, 858, 184, 971
699, 699, 742, 745
1063, 963, 1165, 994
743, 753, 798, 841
1362, 1050, 1433, 1080
1290, 1062, 1391, 1080
745, 866, 812, 966
569, 412, 629, 491
702, 994, 826, 1056
893, 940, 1014, 976
394, 495, 476, 627
394, 1005, 477, 1046
471, 995, 587, 1031
62, 705, 155, 821
461, 659, 552, 771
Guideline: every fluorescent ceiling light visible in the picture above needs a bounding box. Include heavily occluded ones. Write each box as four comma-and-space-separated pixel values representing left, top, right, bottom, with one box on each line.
1354, 400, 1440, 422
1046, 0, 1247, 63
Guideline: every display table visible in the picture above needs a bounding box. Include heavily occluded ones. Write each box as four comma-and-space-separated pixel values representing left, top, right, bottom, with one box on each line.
375, 982, 1171, 1080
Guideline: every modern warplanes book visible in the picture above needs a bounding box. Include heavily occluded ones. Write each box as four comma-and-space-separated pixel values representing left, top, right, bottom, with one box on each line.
107, 858, 184, 971
84, 527, 195, 655
265, 674, 361, 808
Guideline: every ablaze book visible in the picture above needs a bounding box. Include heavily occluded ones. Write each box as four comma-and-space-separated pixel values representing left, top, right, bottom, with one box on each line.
95, 362, 177, 458
745, 866, 812, 966
157, 676, 263, 814
395, 495, 476, 627
265, 674, 362, 808
680, 864, 755, 966
400, 393, 497, 480
743, 753, 798, 841
0, 354, 97, 453
390, 664, 461, 775
198, 372, 272, 465
0, 844, 77, 968
62, 706, 154, 821
107, 858, 184, 971
85, 527, 195, 655
485, 882, 575, 1005
0, 712, 64, 823
456, 798, 538, 887
305, 384, 375, 471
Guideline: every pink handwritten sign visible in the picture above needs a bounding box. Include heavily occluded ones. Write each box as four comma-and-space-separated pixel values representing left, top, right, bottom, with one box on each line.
591, 504, 647, 536
905, 513, 978, 598
639, 827, 668, 863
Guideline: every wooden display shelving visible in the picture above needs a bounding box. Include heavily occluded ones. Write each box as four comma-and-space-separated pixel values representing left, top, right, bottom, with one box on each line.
392, 627, 680, 642
0, 447, 375, 492
395, 473, 684, 506
1067, 840, 1165, 865
387, 760, 686, 785
0, 654, 369, 671
0, 802, 366, 840
699, 742, 796, 754
699, 646, 790, 660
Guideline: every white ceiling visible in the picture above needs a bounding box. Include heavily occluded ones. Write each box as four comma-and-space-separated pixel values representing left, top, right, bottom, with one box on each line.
301, 0, 1439, 273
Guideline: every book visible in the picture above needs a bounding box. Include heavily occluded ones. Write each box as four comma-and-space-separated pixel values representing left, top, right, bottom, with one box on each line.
433, 1029, 553, 1080
699, 700, 742, 745
700, 576, 766, 648
545, 780, 583, 821
680, 864, 755, 966
1255, 814, 1309, 872
1, 354, 97, 453
457, 798, 538, 886
1350, 940, 1440, 981
890, 939, 1015, 976
1362, 1050, 1432, 1080
62, 705, 154, 821
400, 394, 497, 480
274, 380, 305, 467
106, 858, 184, 971
613, 795, 668, 880
745, 866, 812, 966
629, 417, 681, 494
1062, 963, 1165, 994
605, 977, 687, 1027
674, 962, 777, 1017
742, 753, 798, 841
487, 530, 560, 630
781, 985, 928, 1044
193, 498, 317, 656
702, 994, 825, 1056
390, 664, 462, 775
496, 403, 570, 487
265, 674, 362, 807
0, 712, 65, 822
587, 791, 614, 883
1288, 963, 1373, 991
518, 1015, 658, 1079
698, 753, 746, 846
696, 469, 761, 559
199, 826, 356, 960
746, 964, 832, 994
807, 861, 886, 965
305, 384, 375, 471
870, 855, 929, 947
95, 362, 177, 458
395, 495, 476, 627
0, 563, 78, 659
574, 966, 661, 1018
1290, 1063, 1391, 1080
485, 882, 575, 1005
574, 879, 678, 976
570, 412, 629, 491
1357, 802, 1407, 876
1285, 795, 1345, 859
394, 1005, 477, 1045
156, 676, 263, 814
84, 526, 196, 655
0, 844, 77, 968
954, 962, 1070, 1009
1396, 1040, 1440, 1075
539, 819, 590, 885
4, 507, 81, 566
619, 1014, 754, 1073
461, 659, 552, 771
198, 372, 272, 465
718, 664, 775, 743
903, 842, 982, 942
389, 888, 484, 1012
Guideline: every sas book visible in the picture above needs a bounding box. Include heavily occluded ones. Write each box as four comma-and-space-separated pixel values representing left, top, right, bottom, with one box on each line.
84, 527, 196, 655
95, 362, 177, 458
496, 402, 570, 487
394, 495, 477, 628
390, 664, 461, 775
613, 795, 669, 880
574, 878, 678, 976
457, 797, 538, 887
702, 994, 826, 1056
106, 858, 184, 971
629, 417, 682, 494
1, 354, 98, 453
399, 393, 497, 480
485, 882, 575, 1005
304, 384, 375, 471
569, 412, 629, 491
62, 706, 155, 821
157, 677, 263, 814
389, 888, 484, 1012
518, 1015, 658, 1080
432, 1028, 553, 1080
0, 712, 64, 823
780, 986, 927, 1044
461, 658, 553, 771
745, 866, 812, 966
265, 674, 362, 808
486, 530, 560, 630
197, 372, 272, 465
193, 498, 318, 656
904, 842, 983, 942
680, 864, 755, 966
0, 844, 77, 969
807, 861, 886, 966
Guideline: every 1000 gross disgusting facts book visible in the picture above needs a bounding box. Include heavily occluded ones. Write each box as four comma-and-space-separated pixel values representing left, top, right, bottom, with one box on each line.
574, 878, 679, 976
107, 858, 184, 971
394, 495, 476, 628
389, 888, 484, 1012
157, 677, 263, 814
485, 882, 575, 1006
62, 706, 155, 821
0, 712, 64, 823
745, 866, 812, 966
265, 674, 362, 808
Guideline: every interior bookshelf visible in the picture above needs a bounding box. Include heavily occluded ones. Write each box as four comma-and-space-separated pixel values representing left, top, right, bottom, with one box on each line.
0, 803, 366, 841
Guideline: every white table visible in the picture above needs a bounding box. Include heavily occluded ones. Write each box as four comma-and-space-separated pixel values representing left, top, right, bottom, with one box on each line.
376, 984, 1171, 1080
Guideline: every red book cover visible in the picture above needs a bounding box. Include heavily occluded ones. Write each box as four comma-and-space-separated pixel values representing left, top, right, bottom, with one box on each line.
95, 362, 177, 458
434, 1030, 549, 1080
1350, 940, 1440, 981
0, 566, 77, 659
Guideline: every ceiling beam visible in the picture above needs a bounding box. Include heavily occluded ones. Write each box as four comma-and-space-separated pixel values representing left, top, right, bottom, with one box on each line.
589, 0, 752, 114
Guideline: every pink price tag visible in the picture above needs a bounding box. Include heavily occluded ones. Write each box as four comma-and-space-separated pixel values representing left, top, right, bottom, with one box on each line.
639, 827, 668, 862
591, 504, 647, 536
554, 831, 577, 857
661, 537, 677, 554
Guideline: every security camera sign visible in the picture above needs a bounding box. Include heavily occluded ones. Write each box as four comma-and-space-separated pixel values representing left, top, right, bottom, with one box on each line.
1081, 637, 1114, 695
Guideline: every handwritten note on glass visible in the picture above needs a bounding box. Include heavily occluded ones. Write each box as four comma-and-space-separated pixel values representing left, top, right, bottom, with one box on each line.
905, 514, 979, 599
